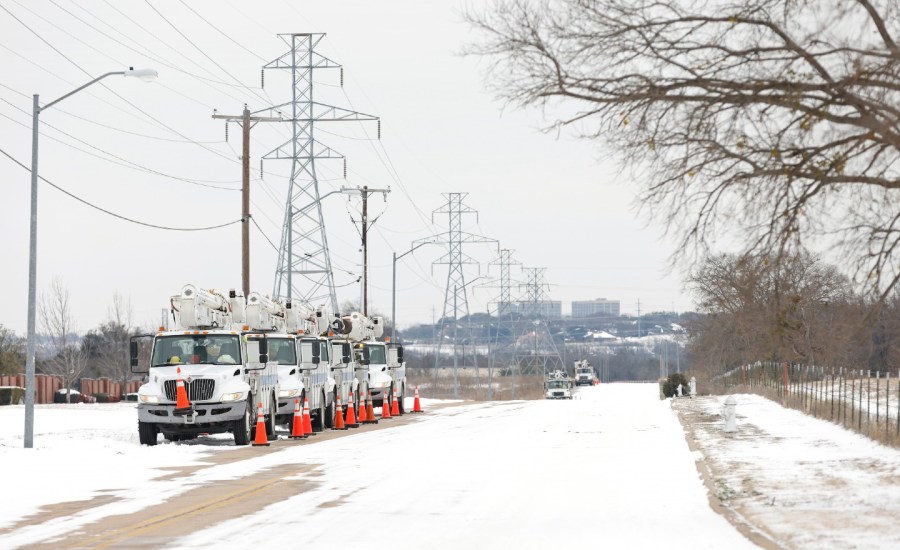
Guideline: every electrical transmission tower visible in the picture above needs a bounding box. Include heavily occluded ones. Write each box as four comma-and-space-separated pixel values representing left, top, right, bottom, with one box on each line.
417, 193, 496, 371
512, 267, 565, 377
261, 33, 379, 312
489, 249, 520, 317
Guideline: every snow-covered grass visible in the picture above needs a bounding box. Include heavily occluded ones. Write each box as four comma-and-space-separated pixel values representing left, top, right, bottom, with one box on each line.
675, 394, 900, 549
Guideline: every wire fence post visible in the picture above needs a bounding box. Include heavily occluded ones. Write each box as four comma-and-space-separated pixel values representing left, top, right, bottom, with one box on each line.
876, 371, 880, 432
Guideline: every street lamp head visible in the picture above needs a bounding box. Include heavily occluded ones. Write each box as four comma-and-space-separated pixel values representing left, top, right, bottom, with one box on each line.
124, 68, 158, 82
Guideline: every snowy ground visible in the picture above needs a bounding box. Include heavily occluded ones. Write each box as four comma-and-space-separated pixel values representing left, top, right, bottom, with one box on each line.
1, 386, 899, 548
674, 394, 900, 549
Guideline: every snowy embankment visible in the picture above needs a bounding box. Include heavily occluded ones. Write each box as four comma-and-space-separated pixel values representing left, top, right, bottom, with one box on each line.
675, 394, 900, 549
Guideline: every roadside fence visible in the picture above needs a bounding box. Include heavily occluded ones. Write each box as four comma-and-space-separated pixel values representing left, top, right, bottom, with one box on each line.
722, 362, 900, 447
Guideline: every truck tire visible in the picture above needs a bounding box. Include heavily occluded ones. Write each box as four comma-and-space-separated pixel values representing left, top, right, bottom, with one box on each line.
324, 392, 335, 429
398, 383, 406, 415
233, 398, 252, 446
313, 391, 326, 432
265, 393, 277, 441
138, 421, 157, 446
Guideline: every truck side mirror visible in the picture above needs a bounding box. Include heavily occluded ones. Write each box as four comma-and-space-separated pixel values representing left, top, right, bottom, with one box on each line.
129, 335, 152, 374
311, 341, 320, 365
397, 346, 404, 362
342, 342, 351, 364
362, 346, 371, 365
258, 337, 268, 364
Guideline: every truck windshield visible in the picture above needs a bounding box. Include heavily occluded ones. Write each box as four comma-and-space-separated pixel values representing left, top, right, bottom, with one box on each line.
268, 338, 297, 365
548, 380, 568, 389
364, 344, 386, 365
151, 335, 241, 367
577, 369, 592, 374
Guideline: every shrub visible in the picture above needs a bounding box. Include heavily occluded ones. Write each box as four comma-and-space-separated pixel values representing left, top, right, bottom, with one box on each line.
662, 372, 689, 398
0, 386, 25, 405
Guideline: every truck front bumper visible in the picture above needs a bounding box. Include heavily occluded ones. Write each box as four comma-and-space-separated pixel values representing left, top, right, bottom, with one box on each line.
138, 401, 246, 426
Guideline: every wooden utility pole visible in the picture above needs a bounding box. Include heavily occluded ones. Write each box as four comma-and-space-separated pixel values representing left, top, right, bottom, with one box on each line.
212, 105, 281, 297
341, 185, 390, 316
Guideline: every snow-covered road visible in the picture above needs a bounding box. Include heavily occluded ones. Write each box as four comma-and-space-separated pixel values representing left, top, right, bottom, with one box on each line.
6, 383, 900, 548
0, 384, 753, 549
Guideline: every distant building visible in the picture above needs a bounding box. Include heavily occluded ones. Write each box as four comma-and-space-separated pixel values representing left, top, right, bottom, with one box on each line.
571, 298, 620, 318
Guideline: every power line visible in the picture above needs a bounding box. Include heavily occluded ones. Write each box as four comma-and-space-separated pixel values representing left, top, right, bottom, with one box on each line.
0, 146, 242, 231
0, 102, 241, 190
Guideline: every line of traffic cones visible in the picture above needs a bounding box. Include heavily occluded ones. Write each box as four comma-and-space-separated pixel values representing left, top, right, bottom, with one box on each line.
280, 386, 428, 445
252, 402, 270, 446
345, 392, 359, 428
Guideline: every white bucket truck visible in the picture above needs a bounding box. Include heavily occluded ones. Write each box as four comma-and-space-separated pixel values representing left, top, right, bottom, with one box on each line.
574, 360, 595, 386
131, 285, 280, 446
544, 369, 573, 399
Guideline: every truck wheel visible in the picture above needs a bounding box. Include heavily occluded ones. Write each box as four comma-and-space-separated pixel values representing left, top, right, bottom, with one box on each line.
233, 398, 252, 446
397, 383, 406, 415
313, 391, 325, 432
138, 421, 157, 446
265, 393, 277, 441
324, 392, 335, 429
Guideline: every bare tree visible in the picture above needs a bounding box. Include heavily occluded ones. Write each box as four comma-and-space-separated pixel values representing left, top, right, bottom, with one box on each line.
39, 278, 88, 402
467, 0, 900, 300
687, 251, 859, 372
82, 293, 136, 398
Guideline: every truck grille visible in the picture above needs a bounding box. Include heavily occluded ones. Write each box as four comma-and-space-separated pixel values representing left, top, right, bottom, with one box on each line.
164, 379, 215, 401
552, 391, 564, 397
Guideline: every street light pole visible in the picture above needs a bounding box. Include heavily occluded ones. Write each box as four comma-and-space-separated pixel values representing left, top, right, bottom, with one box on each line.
24, 68, 157, 449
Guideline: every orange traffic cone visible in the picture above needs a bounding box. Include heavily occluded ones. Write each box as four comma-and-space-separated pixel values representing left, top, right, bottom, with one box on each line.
412, 385, 423, 413
252, 402, 270, 446
290, 398, 305, 440
364, 391, 378, 424
391, 388, 400, 416
173, 367, 192, 416
381, 390, 392, 420
302, 397, 314, 436
358, 392, 369, 423
333, 394, 347, 430
345, 392, 359, 428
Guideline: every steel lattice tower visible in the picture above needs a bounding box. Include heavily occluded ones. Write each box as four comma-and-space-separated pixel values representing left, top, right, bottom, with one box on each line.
489, 249, 519, 317
417, 193, 496, 369
513, 267, 565, 376
262, 33, 378, 312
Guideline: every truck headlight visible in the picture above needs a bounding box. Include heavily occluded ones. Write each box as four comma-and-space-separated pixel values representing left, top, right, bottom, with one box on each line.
139, 394, 159, 404
221, 392, 244, 402
278, 389, 300, 398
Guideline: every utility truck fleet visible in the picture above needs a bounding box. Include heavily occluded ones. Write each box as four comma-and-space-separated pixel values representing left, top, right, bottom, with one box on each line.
132, 284, 408, 445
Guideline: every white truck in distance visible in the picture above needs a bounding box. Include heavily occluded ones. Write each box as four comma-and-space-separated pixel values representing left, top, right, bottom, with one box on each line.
574, 360, 595, 386
544, 370, 573, 400
131, 285, 280, 446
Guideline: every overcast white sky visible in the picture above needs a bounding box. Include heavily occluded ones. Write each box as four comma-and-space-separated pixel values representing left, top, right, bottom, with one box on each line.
0, 0, 694, 335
